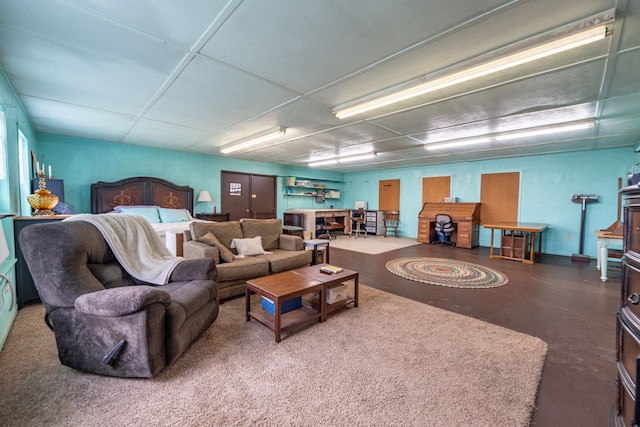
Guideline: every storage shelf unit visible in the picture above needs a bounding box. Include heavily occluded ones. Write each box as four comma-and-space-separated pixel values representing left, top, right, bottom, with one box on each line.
500, 231, 530, 260
283, 177, 342, 201
364, 210, 384, 235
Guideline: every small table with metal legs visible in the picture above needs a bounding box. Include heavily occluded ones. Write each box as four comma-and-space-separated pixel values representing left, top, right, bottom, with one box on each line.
303, 239, 330, 265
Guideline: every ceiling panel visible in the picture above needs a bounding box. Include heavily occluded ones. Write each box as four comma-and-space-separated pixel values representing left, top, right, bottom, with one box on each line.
60, 0, 233, 50
144, 55, 299, 133
0, 0, 637, 173
20, 97, 136, 141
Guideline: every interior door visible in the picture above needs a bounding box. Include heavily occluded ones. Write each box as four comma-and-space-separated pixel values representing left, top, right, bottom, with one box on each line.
221, 171, 276, 221
480, 172, 520, 224
250, 174, 276, 219
379, 179, 400, 210
422, 176, 451, 204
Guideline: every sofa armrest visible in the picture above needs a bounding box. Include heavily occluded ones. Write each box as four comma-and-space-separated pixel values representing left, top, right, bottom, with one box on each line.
279, 234, 304, 251
170, 258, 214, 281
74, 286, 171, 317
183, 240, 221, 264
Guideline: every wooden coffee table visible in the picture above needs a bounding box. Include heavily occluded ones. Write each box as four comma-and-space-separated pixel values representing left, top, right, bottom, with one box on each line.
246, 271, 325, 343
292, 264, 359, 321
245, 265, 360, 342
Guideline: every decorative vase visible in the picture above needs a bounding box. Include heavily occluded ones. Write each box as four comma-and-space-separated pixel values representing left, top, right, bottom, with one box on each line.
27, 176, 59, 216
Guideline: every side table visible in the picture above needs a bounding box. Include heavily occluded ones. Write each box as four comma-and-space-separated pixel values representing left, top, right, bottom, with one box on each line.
595, 230, 623, 281
304, 239, 330, 265
195, 213, 230, 222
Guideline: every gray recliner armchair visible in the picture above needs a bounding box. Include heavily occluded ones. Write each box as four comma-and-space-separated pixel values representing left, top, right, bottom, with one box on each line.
18, 220, 219, 378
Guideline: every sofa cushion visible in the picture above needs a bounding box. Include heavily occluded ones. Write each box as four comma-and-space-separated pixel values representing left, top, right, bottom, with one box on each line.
199, 232, 235, 262
215, 257, 269, 282
190, 221, 243, 251
231, 236, 271, 258
262, 249, 313, 273
240, 219, 282, 251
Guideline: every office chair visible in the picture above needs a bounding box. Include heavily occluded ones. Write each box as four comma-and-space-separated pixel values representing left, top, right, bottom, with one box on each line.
318, 215, 344, 239
432, 213, 456, 246
351, 208, 366, 238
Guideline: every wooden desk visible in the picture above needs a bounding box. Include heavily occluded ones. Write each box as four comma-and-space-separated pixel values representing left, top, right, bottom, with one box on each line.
418, 202, 481, 248
484, 222, 548, 264
285, 209, 351, 238
595, 230, 623, 282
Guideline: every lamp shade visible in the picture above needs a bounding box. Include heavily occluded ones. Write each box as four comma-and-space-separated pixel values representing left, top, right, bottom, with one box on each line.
197, 190, 213, 203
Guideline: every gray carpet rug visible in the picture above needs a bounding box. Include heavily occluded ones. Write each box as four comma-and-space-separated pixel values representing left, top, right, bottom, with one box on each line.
0, 285, 547, 426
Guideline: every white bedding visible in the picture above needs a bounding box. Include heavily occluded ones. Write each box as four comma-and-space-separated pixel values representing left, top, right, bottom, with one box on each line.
111, 206, 210, 255
151, 220, 206, 239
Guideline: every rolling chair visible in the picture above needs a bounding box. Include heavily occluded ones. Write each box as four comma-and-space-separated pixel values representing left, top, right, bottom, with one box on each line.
432, 213, 456, 246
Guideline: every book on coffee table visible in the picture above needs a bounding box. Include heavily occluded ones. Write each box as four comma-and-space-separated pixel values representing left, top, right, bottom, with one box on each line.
320, 265, 343, 274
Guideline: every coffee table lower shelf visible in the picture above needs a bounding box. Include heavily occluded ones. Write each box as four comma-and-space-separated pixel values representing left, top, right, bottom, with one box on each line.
248, 305, 321, 336
306, 296, 356, 317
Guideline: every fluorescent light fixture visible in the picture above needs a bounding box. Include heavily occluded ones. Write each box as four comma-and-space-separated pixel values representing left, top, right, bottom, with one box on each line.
334, 20, 613, 119
220, 126, 287, 154
309, 152, 377, 167
424, 120, 595, 151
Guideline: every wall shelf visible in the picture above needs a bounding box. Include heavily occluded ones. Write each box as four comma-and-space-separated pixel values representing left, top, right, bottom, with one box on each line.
283, 177, 342, 201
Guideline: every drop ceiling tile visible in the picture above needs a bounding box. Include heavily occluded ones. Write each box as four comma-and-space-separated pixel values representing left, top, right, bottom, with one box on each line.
122, 119, 213, 151
144, 55, 299, 132
20, 96, 135, 141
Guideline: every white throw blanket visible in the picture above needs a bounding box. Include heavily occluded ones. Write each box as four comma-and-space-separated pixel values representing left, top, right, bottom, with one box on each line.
65, 214, 183, 285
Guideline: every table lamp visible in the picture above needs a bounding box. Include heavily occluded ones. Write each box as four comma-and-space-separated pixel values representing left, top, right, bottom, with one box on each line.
197, 190, 214, 214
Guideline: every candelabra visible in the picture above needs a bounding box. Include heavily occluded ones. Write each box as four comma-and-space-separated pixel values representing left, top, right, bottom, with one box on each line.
27, 172, 59, 216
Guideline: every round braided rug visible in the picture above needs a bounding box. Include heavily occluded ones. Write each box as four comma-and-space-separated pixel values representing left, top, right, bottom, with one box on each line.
385, 257, 509, 289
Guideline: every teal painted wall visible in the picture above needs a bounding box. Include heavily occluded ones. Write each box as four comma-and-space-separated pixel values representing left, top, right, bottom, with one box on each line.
37, 134, 344, 219
341, 148, 633, 257
39, 131, 633, 258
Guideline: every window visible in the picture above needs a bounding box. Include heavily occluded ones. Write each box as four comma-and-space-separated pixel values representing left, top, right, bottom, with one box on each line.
18, 129, 30, 215
0, 111, 5, 180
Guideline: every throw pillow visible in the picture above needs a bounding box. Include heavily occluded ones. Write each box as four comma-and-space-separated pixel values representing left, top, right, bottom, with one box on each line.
231, 236, 272, 258
116, 206, 161, 224
199, 232, 235, 262
158, 208, 191, 223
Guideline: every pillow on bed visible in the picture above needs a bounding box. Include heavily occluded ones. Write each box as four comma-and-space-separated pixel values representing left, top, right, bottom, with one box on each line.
231, 236, 272, 258
116, 206, 161, 224
199, 232, 235, 262
158, 208, 191, 223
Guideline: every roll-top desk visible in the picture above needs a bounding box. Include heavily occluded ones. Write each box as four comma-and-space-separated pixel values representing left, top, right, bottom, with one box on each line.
613, 186, 640, 425
417, 202, 481, 249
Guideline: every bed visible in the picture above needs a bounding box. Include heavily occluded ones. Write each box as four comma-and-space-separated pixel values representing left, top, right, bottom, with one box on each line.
90, 176, 205, 256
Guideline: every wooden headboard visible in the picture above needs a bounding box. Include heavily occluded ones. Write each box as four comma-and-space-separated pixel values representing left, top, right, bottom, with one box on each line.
91, 177, 194, 214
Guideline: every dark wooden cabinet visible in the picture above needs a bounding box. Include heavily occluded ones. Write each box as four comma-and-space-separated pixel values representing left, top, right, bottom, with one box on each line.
13, 215, 71, 308
613, 186, 640, 425
195, 213, 230, 222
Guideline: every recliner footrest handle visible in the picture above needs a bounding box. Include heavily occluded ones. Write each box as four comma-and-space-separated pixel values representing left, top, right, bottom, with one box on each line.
101, 339, 126, 365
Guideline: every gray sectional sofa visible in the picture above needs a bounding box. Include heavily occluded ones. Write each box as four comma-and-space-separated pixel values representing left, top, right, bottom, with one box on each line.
183, 218, 313, 300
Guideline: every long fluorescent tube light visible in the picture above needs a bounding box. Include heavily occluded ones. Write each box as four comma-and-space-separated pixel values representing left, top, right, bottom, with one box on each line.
424, 120, 595, 151
334, 23, 612, 119
309, 152, 377, 167
220, 126, 287, 154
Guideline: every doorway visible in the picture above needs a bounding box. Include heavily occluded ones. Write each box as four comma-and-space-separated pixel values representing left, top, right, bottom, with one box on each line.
221, 171, 276, 221
379, 179, 400, 210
